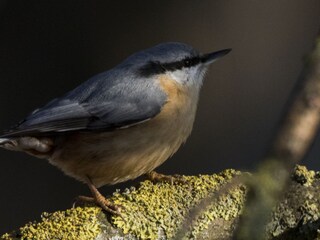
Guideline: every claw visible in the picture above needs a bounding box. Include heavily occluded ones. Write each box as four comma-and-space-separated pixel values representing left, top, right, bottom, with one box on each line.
75, 195, 123, 216
77, 176, 124, 217
147, 171, 187, 185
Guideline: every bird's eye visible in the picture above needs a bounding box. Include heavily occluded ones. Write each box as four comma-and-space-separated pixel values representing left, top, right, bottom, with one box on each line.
184, 59, 192, 67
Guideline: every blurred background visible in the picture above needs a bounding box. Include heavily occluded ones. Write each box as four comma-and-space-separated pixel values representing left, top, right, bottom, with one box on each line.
0, 0, 319, 234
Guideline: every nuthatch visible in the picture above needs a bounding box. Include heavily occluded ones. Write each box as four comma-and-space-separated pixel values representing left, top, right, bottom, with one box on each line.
0, 42, 231, 214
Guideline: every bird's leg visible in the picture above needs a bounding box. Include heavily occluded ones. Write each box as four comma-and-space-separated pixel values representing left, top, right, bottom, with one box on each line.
77, 176, 122, 216
147, 171, 187, 184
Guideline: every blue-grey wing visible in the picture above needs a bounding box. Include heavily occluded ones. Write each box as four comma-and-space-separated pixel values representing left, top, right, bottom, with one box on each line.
1, 69, 167, 137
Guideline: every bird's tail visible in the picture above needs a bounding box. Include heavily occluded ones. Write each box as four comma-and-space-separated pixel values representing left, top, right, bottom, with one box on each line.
0, 138, 24, 152
0, 138, 16, 151
0, 138, 10, 145
0, 137, 53, 156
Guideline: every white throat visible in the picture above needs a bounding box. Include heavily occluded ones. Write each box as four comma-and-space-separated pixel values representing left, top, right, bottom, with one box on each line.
167, 65, 207, 89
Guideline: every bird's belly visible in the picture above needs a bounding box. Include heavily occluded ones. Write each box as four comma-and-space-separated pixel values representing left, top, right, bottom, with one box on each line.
50, 112, 195, 187
50, 78, 199, 188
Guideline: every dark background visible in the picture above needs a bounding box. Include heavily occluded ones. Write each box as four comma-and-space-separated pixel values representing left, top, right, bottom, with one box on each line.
0, 0, 319, 234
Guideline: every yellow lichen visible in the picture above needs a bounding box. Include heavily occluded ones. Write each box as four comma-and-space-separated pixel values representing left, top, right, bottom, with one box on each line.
3, 166, 320, 239
293, 165, 316, 186
111, 169, 245, 239
1, 169, 247, 240
1, 207, 102, 240
267, 165, 320, 239
187, 183, 246, 239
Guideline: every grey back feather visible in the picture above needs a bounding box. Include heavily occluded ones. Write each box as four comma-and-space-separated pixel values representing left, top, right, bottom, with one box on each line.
1, 42, 197, 137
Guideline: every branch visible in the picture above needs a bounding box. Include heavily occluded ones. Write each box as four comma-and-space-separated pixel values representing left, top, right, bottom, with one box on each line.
234, 33, 320, 239
272, 36, 320, 163
1, 166, 320, 240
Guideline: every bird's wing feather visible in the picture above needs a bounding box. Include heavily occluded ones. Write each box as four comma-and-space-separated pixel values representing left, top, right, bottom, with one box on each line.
1, 71, 167, 137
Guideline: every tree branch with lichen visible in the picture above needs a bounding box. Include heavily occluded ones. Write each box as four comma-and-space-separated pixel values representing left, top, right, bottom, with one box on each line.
1, 166, 320, 240
1, 169, 246, 239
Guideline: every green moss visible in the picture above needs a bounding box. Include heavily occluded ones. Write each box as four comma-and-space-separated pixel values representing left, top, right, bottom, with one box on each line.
1, 207, 102, 240
111, 169, 245, 239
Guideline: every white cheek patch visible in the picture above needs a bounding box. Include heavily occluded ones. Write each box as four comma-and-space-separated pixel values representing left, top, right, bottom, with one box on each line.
167, 66, 207, 87
168, 69, 188, 85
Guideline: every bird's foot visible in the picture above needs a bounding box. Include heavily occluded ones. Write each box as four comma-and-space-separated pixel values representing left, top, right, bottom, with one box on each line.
147, 171, 187, 185
77, 175, 123, 216
75, 195, 122, 216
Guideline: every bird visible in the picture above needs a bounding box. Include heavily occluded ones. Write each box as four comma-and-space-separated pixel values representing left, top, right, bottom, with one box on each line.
0, 42, 231, 214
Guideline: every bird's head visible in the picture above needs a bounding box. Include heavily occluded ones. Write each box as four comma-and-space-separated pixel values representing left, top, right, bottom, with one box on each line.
120, 42, 231, 89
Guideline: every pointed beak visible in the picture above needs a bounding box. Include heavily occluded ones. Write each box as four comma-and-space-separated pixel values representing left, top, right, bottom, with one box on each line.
201, 48, 232, 65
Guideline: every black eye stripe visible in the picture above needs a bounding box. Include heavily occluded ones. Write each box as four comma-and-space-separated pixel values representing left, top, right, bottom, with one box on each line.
139, 56, 201, 77
139, 61, 166, 76
161, 56, 201, 71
